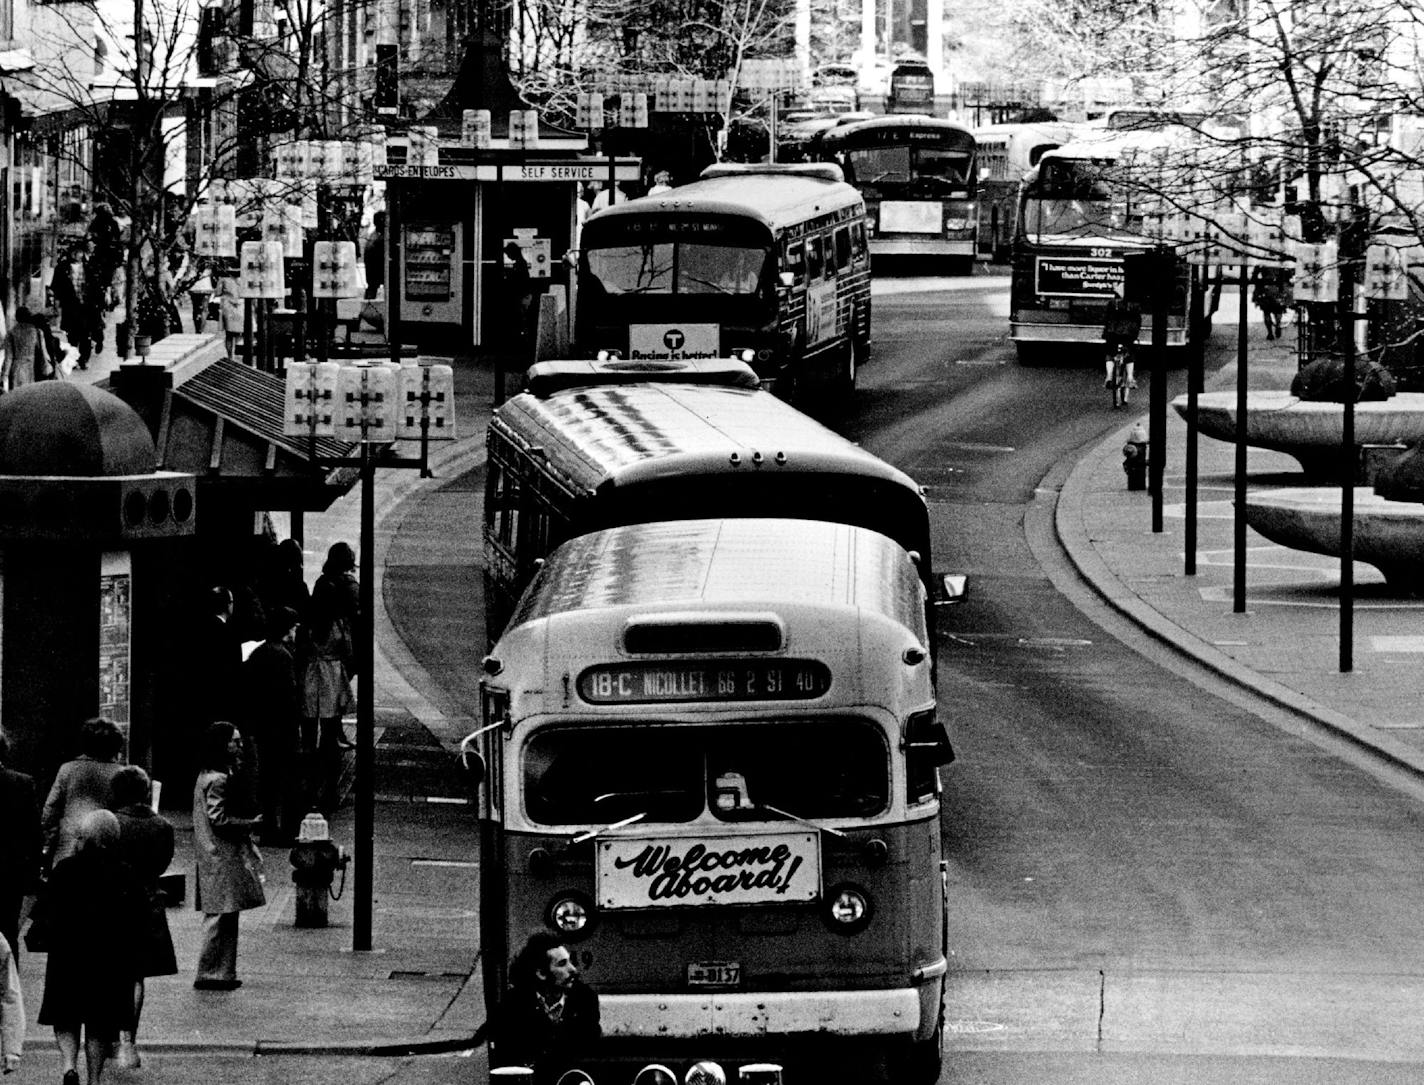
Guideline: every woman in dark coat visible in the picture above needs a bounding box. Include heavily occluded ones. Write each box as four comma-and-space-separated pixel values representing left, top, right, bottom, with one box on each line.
111, 765, 176, 1069
37, 808, 147, 1085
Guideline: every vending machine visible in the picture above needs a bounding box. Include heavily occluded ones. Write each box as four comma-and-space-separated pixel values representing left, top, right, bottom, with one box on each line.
400, 221, 464, 329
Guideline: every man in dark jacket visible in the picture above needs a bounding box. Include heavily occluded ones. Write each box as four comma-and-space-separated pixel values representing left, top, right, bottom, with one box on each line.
493, 932, 600, 1082
241, 606, 303, 843
0, 726, 40, 959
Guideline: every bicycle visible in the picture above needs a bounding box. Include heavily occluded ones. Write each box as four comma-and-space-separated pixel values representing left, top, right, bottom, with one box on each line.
1105, 342, 1135, 409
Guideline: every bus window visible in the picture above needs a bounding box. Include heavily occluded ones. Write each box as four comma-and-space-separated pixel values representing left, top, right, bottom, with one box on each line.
782, 236, 806, 283
850, 221, 866, 260
585, 243, 673, 294
833, 225, 852, 271
708, 719, 888, 819
486, 458, 521, 552
680, 242, 764, 294
524, 728, 704, 824
806, 235, 826, 280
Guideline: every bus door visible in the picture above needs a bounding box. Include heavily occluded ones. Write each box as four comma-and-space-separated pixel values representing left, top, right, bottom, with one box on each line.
804, 232, 839, 350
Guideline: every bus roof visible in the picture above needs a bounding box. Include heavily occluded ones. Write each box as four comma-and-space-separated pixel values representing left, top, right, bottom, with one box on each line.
522, 357, 761, 397
818, 114, 974, 146
492, 382, 918, 494
489, 382, 931, 561
585, 167, 861, 237
507, 517, 928, 641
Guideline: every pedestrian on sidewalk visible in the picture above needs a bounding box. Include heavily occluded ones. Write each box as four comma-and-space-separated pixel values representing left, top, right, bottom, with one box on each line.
492, 932, 601, 1083
41, 718, 125, 869
213, 261, 245, 362
242, 606, 303, 844
192, 722, 265, 992
257, 538, 310, 624
110, 765, 176, 1071
363, 211, 386, 300
1251, 265, 1290, 340
37, 808, 147, 1085
0, 727, 40, 964
1, 306, 52, 390
302, 548, 358, 813
0, 925, 22, 1074
50, 243, 101, 370
85, 204, 123, 314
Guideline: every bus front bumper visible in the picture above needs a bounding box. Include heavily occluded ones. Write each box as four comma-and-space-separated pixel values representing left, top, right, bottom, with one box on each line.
601, 986, 924, 1039
1011, 322, 1186, 347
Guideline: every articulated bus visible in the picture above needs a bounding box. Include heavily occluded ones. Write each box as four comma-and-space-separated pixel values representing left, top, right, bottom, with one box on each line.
815, 115, 978, 273
575, 163, 871, 407
1009, 133, 1193, 363
469, 517, 952, 1084
482, 377, 937, 641
972, 121, 1077, 261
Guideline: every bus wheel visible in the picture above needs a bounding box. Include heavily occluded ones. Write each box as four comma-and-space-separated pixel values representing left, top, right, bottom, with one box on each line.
888, 1027, 943, 1085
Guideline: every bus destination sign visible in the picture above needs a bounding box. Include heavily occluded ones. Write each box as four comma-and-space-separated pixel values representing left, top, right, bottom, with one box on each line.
598, 831, 821, 908
578, 660, 831, 704
1035, 255, 1124, 297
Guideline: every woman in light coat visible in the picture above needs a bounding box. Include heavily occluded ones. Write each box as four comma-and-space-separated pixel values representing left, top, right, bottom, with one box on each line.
41, 717, 125, 868
192, 721, 264, 991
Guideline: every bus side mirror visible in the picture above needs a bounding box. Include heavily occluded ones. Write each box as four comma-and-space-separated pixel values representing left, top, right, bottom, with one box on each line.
936, 573, 967, 607
458, 730, 487, 792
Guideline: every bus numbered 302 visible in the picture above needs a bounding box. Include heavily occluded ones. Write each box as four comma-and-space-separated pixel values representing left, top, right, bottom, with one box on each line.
815, 115, 979, 274
463, 517, 954, 1084
575, 163, 871, 407
1010, 135, 1193, 363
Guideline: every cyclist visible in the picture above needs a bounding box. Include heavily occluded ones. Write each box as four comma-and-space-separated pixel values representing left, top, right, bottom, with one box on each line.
1103, 284, 1141, 390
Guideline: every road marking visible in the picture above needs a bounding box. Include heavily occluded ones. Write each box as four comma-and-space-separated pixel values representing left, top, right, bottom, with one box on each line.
411, 859, 480, 868
1371, 636, 1424, 652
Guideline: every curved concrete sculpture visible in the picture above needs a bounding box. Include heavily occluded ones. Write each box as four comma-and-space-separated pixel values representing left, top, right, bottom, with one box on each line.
1244, 486, 1424, 592
1173, 391, 1424, 477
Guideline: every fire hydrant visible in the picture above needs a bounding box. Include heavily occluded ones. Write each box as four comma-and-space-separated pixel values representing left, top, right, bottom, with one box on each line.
289, 812, 348, 928
1123, 422, 1148, 491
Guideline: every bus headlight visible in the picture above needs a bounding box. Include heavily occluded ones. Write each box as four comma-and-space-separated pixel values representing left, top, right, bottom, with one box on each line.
735, 348, 756, 363
546, 891, 596, 937
596, 349, 623, 361
685, 1061, 727, 1085
824, 883, 873, 933
633, 1065, 679, 1085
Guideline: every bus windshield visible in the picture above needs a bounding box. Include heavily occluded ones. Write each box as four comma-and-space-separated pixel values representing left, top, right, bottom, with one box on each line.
524, 719, 889, 825
841, 142, 972, 195
1020, 157, 1117, 236
583, 241, 769, 296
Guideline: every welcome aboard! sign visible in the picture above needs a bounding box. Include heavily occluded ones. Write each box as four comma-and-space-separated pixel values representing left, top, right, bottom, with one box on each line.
597, 832, 820, 908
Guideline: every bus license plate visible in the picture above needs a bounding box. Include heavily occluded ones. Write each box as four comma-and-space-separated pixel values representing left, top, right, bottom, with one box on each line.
687, 961, 741, 988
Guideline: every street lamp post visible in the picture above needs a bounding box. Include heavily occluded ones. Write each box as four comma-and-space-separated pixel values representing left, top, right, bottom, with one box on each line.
284, 267, 455, 952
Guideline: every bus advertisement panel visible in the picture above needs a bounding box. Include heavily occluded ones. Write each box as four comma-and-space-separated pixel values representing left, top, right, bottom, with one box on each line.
816, 116, 979, 272
575, 164, 871, 406
469, 517, 952, 1084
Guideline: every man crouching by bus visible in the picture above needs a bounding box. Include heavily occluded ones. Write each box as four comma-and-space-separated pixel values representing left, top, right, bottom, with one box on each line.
492, 932, 602, 1082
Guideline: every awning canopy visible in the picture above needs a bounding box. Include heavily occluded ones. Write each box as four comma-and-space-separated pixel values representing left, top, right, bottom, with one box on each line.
153, 358, 363, 512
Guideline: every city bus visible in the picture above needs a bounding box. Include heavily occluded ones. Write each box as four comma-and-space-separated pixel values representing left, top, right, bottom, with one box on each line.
482, 378, 938, 641
574, 163, 871, 407
467, 516, 952, 1083
815, 115, 979, 273
972, 121, 1078, 261
886, 58, 935, 114
1009, 132, 1193, 362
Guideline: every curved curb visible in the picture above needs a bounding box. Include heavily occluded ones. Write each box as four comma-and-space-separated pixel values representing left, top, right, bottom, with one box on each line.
139, 1024, 487, 1058
1054, 414, 1424, 782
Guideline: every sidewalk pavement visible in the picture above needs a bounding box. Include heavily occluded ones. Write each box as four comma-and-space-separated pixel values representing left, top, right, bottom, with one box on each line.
20, 295, 1424, 1064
